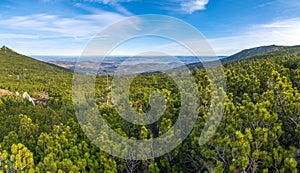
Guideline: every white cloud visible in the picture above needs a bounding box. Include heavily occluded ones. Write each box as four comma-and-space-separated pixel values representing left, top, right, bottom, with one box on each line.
0, 34, 38, 39
2, 11, 300, 56
0, 11, 128, 55
82, 0, 133, 15
84, 0, 131, 3
0, 12, 127, 38
181, 0, 209, 14
161, 0, 209, 14
209, 18, 300, 55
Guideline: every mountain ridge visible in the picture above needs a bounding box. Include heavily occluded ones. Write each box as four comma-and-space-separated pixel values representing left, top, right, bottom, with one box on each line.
0, 45, 71, 72
224, 45, 285, 62
185, 44, 300, 69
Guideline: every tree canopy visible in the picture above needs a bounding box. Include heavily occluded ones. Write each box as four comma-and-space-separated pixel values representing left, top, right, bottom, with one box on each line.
0, 46, 299, 172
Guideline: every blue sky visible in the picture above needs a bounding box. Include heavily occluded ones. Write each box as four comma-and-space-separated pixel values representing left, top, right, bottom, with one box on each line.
1, 0, 300, 55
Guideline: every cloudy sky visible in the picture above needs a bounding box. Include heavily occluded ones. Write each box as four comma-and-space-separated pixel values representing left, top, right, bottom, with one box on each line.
1, 0, 300, 55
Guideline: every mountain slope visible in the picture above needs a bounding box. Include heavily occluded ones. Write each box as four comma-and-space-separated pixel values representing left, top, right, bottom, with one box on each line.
0, 46, 70, 73
222, 45, 300, 63
224, 45, 284, 62
0, 45, 72, 93
185, 45, 300, 70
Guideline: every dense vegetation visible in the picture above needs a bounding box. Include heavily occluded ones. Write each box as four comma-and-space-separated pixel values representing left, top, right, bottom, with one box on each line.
0, 45, 299, 172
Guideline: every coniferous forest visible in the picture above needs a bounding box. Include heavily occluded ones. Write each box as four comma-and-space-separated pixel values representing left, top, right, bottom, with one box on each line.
0, 45, 299, 172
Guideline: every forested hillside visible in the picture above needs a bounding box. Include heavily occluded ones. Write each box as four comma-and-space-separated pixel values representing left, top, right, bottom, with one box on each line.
0, 45, 299, 172
224, 45, 284, 62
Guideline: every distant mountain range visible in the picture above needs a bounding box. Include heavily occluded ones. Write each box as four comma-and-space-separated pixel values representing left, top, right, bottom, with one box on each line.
2, 44, 300, 74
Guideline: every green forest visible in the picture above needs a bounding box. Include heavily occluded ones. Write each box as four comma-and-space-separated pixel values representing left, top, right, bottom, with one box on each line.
0, 45, 299, 172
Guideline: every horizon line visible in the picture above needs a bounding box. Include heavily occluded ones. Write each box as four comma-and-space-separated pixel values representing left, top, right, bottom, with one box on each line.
30, 55, 229, 57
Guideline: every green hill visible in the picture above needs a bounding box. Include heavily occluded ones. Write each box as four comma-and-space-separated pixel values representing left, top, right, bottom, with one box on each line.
0, 45, 70, 72
224, 45, 300, 63
224, 45, 284, 62
0, 45, 72, 93
186, 45, 300, 70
